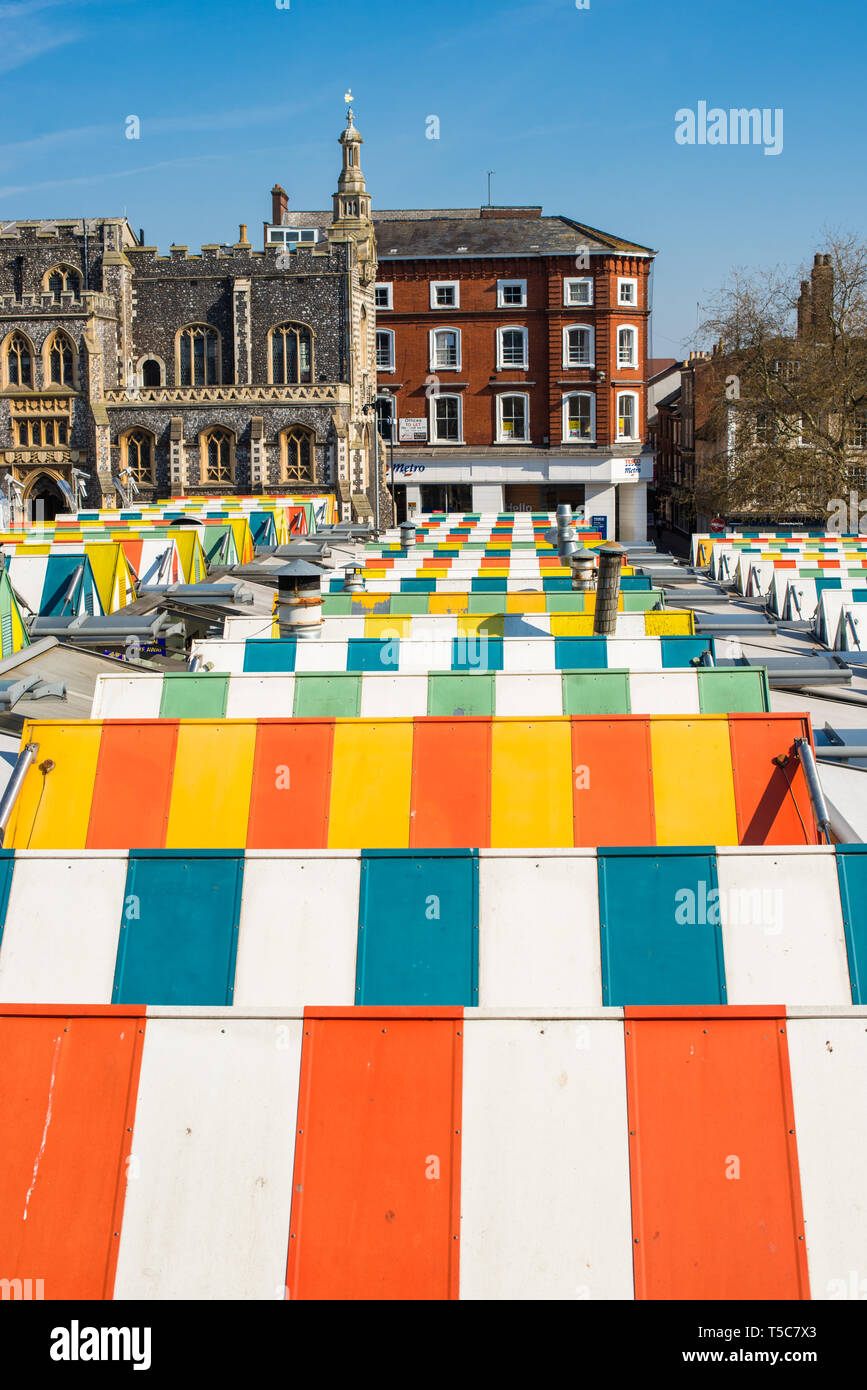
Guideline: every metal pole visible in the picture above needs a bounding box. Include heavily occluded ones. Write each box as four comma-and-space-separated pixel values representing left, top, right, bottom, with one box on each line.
389, 427, 395, 524
593, 541, 626, 636
794, 737, 832, 842
0, 741, 39, 844
372, 408, 381, 535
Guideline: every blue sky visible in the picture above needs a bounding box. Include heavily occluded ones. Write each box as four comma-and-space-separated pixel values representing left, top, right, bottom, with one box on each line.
2, 0, 863, 356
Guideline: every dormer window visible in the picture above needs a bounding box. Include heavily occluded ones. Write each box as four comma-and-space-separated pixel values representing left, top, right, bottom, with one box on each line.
268, 228, 320, 250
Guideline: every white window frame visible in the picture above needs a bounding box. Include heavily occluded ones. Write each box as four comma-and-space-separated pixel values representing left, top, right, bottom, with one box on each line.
496, 391, 530, 444
376, 328, 395, 372
496, 325, 528, 370
564, 277, 593, 307
429, 326, 461, 372
562, 392, 596, 443
497, 278, 527, 308
374, 283, 393, 310
429, 392, 463, 444
430, 280, 460, 309
616, 390, 640, 442
617, 277, 638, 307
562, 323, 595, 369
617, 324, 639, 368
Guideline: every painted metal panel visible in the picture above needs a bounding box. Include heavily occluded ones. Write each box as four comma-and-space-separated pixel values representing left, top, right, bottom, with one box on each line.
0, 1008, 144, 1299
357, 852, 478, 1005
427, 673, 495, 716
347, 637, 401, 672
243, 639, 297, 672
468, 591, 507, 612
729, 715, 817, 845
225, 674, 294, 718
115, 853, 243, 1005
835, 846, 867, 1002
328, 720, 414, 848
115, 1015, 300, 1298
571, 717, 656, 847
292, 673, 360, 716
294, 638, 349, 671
494, 673, 562, 715
553, 637, 609, 669
0, 854, 125, 1003
8, 722, 102, 850
233, 857, 359, 1005
360, 674, 428, 717
718, 849, 850, 1004
247, 720, 333, 849
607, 636, 661, 670
165, 722, 256, 850
644, 611, 693, 635
597, 849, 726, 1005
625, 1008, 810, 1300
650, 717, 738, 845
287, 1010, 462, 1300
452, 634, 504, 671
628, 671, 699, 715
786, 1014, 867, 1299
490, 720, 573, 847
93, 675, 164, 719
561, 670, 631, 715
499, 637, 548, 672
659, 636, 712, 668
478, 853, 602, 1005
87, 721, 178, 850
697, 667, 769, 713
410, 719, 491, 848
399, 637, 454, 673
159, 672, 229, 718
0, 849, 14, 955
460, 1016, 633, 1298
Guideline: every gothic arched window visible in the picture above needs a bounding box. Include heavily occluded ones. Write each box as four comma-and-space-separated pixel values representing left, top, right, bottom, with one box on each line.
270, 323, 313, 384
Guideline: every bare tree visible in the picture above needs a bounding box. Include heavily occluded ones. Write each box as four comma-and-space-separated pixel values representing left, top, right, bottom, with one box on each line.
694, 232, 867, 524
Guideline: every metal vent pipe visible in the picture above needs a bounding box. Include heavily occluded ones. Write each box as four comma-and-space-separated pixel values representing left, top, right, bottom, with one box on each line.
593, 541, 626, 636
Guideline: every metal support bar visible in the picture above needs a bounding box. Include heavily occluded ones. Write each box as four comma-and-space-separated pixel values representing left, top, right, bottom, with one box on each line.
795, 737, 833, 842
815, 745, 867, 760
60, 562, 84, 616
0, 741, 39, 844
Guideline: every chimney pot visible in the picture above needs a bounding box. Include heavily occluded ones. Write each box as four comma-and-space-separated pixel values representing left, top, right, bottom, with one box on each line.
239, 224, 248, 244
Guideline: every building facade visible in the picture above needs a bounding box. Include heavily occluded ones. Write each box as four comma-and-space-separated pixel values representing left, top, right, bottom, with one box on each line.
371, 208, 655, 539
0, 107, 380, 521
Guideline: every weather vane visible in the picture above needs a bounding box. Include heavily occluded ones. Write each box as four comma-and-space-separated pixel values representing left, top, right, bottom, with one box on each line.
344, 89, 354, 121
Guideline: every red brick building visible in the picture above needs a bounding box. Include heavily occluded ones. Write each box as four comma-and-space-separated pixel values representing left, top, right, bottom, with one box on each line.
265, 160, 656, 534
371, 207, 655, 537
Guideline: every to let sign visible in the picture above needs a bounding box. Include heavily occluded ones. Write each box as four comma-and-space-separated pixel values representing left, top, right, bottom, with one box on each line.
399, 418, 428, 442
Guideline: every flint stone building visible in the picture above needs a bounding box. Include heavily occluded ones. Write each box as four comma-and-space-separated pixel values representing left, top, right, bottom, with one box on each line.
0, 108, 381, 521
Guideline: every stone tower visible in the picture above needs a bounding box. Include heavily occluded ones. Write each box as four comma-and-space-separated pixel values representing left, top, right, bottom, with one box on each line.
328, 96, 384, 525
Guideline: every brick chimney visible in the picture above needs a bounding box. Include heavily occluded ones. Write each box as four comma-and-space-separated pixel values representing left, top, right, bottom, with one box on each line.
810, 252, 834, 337
271, 184, 288, 225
